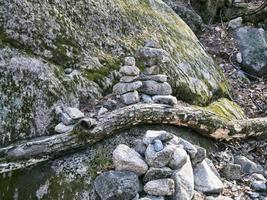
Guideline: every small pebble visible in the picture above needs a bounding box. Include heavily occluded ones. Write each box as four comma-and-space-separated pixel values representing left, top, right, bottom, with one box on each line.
153, 139, 164, 152
64, 68, 73, 74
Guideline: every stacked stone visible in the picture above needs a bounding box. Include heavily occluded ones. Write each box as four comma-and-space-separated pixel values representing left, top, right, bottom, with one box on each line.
113, 57, 142, 105
55, 107, 85, 133
137, 42, 178, 106
94, 130, 224, 200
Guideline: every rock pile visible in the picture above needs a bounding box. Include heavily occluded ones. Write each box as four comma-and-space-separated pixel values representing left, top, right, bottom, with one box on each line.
94, 130, 224, 200
137, 42, 178, 106
113, 57, 142, 105
54, 107, 85, 133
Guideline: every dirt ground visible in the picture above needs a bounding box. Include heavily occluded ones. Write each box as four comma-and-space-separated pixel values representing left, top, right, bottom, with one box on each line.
197, 24, 266, 118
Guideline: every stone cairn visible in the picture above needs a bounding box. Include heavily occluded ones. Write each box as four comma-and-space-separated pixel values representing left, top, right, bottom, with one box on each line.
94, 130, 224, 200
113, 41, 178, 106
138, 42, 177, 106
113, 57, 142, 105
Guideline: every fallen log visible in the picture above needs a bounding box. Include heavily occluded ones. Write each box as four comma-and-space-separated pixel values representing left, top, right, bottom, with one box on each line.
0, 103, 266, 173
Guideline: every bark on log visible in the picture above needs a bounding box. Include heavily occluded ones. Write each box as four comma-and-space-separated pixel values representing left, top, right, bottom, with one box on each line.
0, 103, 266, 173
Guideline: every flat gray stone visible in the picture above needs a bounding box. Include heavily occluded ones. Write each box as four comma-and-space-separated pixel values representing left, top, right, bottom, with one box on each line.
120, 91, 140, 105
94, 170, 139, 200
119, 65, 140, 76
139, 74, 167, 82
152, 95, 178, 106
144, 178, 175, 196
54, 122, 74, 133
172, 155, 194, 200
120, 75, 139, 83
234, 155, 263, 175
143, 167, 173, 183
65, 107, 84, 120
140, 81, 172, 95
113, 144, 148, 176
113, 81, 142, 95
145, 144, 174, 168
194, 160, 224, 194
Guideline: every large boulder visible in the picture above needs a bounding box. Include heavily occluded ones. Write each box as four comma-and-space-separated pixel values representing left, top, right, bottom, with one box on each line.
234, 27, 267, 76
0, 0, 230, 146
163, 0, 203, 32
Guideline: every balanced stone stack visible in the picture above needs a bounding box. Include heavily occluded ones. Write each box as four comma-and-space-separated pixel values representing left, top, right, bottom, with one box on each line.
113, 57, 142, 105
137, 42, 178, 106
55, 107, 85, 133
94, 130, 224, 200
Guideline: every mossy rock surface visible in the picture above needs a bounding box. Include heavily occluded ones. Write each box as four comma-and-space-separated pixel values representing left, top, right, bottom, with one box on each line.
0, 0, 231, 145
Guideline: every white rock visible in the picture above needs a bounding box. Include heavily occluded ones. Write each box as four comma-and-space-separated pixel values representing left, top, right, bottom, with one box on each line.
143, 130, 173, 145
54, 123, 74, 133
228, 17, 243, 29
113, 144, 148, 176
65, 107, 84, 120
194, 160, 224, 194
236, 52, 242, 63
98, 107, 108, 116
144, 178, 175, 196
169, 147, 188, 170
172, 155, 194, 200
